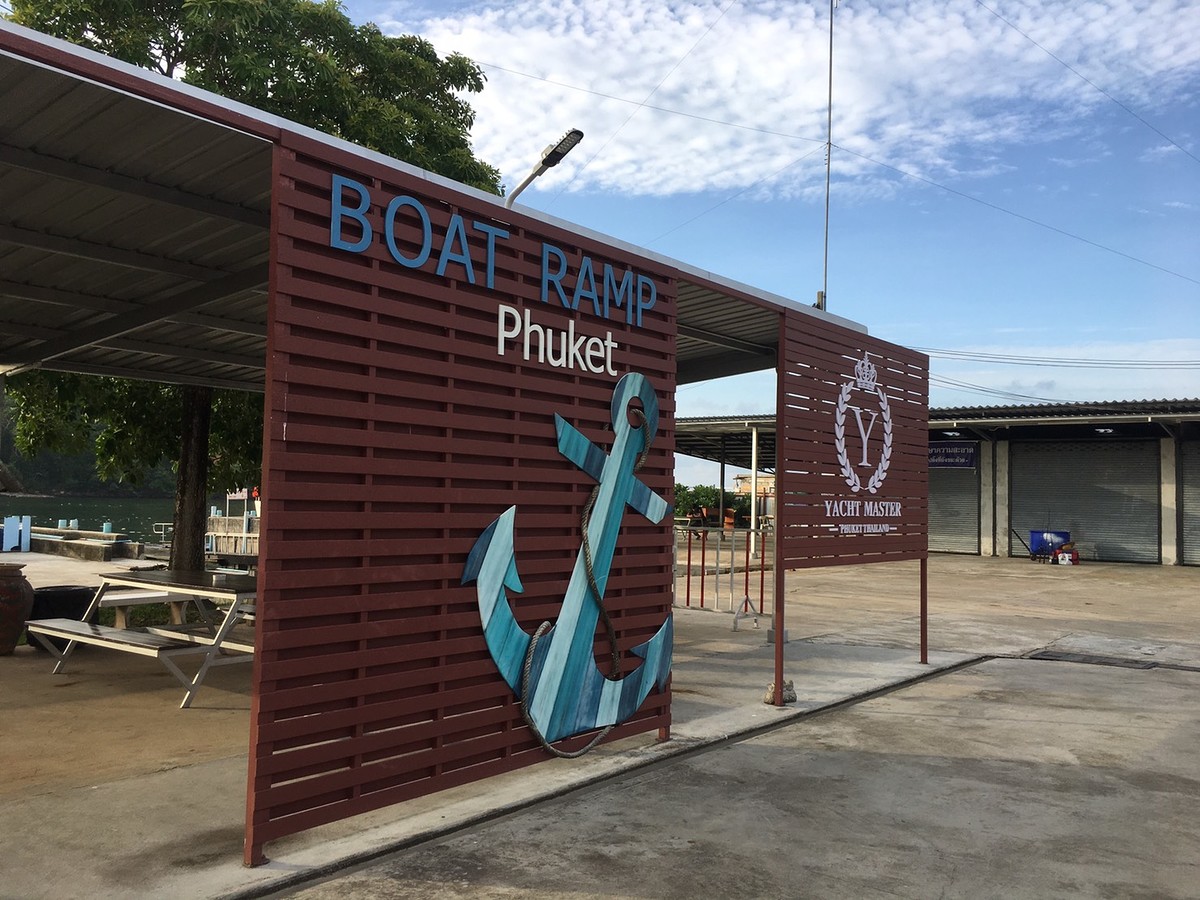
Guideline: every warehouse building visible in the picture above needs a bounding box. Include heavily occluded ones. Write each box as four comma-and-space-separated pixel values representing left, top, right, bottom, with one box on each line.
929, 399, 1200, 565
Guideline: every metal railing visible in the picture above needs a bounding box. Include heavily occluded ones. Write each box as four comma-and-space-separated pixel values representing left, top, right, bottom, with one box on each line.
673, 525, 772, 625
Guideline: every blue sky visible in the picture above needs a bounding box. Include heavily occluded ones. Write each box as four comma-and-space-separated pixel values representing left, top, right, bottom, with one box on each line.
341, 0, 1199, 483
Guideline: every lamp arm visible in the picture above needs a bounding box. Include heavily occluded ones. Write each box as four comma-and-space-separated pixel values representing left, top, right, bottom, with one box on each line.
503, 164, 548, 209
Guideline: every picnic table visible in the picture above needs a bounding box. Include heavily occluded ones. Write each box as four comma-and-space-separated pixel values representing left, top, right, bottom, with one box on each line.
26, 569, 257, 708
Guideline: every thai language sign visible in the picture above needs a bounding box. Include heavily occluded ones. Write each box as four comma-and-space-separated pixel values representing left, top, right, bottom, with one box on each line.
929, 441, 978, 469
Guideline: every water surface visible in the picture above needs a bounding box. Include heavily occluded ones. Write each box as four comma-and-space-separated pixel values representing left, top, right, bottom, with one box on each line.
0, 496, 177, 543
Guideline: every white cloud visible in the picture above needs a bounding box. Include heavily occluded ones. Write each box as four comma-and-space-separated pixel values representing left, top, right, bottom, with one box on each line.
1140, 143, 1182, 162
358, 0, 1200, 201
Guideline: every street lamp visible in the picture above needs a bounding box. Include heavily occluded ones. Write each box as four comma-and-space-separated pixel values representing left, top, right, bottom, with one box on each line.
504, 128, 584, 209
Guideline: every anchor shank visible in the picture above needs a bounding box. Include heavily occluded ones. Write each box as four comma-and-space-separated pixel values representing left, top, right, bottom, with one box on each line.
527, 414, 645, 733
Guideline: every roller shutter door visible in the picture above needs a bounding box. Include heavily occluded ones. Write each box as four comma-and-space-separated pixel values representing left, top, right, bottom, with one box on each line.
1010, 440, 1159, 563
1182, 442, 1200, 566
930, 466, 980, 553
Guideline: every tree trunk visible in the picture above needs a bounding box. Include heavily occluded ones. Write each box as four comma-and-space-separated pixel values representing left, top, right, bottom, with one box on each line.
0, 461, 25, 493
170, 385, 212, 571
0, 377, 20, 491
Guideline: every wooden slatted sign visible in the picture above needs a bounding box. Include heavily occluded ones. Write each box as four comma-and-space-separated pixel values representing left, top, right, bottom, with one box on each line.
246, 134, 676, 863
776, 308, 929, 568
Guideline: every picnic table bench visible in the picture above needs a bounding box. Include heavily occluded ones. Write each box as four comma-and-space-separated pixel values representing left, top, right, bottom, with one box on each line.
26, 569, 257, 708
25, 618, 205, 690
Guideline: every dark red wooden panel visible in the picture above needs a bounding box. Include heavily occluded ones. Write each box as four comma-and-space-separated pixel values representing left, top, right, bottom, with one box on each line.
775, 309, 929, 569
245, 136, 676, 863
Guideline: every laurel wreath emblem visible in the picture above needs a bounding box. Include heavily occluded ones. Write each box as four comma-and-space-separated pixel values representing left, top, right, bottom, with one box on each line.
834, 380, 893, 494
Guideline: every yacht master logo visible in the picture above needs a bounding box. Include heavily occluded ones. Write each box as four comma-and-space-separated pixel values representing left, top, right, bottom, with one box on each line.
834, 353, 893, 494
461, 373, 673, 754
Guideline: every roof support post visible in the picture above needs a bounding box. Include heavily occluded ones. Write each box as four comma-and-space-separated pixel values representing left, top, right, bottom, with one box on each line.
718, 435, 727, 530
772, 353, 787, 705
1161, 436, 1178, 566
750, 425, 760, 557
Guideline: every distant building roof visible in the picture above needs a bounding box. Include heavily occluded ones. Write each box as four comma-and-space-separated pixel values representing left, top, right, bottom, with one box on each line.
928, 398, 1200, 426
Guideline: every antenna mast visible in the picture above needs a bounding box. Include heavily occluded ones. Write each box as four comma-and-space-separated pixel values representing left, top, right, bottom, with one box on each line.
818, 0, 836, 312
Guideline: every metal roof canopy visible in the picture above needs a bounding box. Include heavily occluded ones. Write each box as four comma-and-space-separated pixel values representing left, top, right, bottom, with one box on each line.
0, 20, 865, 395
929, 398, 1200, 430
676, 414, 778, 472
678, 400, 1200, 472
0, 39, 273, 391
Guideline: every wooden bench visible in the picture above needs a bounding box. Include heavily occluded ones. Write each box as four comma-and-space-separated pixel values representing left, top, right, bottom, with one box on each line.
30, 570, 258, 708
26, 618, 195, 657
27, 618, 214, 708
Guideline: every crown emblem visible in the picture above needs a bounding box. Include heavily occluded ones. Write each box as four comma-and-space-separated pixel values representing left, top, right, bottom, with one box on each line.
854, 354, 877, 390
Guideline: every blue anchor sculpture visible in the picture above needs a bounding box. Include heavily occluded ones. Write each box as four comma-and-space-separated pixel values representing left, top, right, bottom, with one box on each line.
462, 372, 673, 745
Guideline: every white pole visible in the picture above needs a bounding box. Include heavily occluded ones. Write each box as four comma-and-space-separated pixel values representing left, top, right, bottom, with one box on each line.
750, 426, 760, 557
820, 0, 836, 310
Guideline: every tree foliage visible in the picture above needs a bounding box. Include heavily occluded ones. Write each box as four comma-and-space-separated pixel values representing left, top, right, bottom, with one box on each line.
673, 484, 749, 518
6, 372, 262, 493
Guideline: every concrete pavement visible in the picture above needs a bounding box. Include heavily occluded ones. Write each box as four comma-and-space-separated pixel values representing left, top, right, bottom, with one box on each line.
281, 657, 1200, 899
1, 552, 1197, 898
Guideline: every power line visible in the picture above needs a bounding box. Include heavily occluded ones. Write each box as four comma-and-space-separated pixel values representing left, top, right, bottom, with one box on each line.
928, 373, 1199, 409
929, 373, 1067, 404
835, 143, 1200, 287
917, 347, 1200, 369
975, 0, 1200, 167
488, 54, 1195, 283
477, 23, 1197, 285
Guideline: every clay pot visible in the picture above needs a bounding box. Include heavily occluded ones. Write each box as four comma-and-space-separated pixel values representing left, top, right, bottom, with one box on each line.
0, 563, 36, 655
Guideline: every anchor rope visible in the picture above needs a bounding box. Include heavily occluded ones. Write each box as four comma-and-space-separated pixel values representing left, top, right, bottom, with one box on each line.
520, 405, 653, 759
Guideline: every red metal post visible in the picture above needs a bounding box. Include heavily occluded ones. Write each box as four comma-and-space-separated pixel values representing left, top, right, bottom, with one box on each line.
773, 532, 785, 705
773, 318, 786, 706
920, 553, 929, 664
699, 529, 707, 609
759, 532, 766, 615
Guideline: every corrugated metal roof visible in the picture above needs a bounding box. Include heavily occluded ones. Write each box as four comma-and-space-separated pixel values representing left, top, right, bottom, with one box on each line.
930, 398, 1200, 422
931, 400, 1200, 429
675, 281, 779, 382
0, 41, 273, 390
675, 415, 777, 471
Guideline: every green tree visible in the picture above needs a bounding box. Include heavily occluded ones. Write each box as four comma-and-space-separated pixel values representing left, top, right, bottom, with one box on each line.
673, 483, 750, 523
6, 371, 261, 486
5, 0, 500, 567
